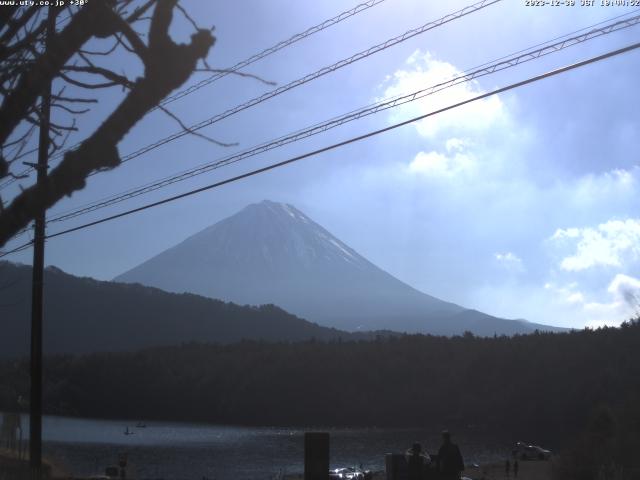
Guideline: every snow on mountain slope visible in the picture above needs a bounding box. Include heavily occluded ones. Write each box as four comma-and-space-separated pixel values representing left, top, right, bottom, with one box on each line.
115, 200, 560, 335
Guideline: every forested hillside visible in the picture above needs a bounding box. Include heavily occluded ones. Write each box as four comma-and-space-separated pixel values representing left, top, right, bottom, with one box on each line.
0, 261, 359, 356
1, 321, 638, 444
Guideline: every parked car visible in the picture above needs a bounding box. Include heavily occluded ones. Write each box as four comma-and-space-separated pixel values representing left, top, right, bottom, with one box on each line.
329, 466, 372, 480
512, 441, 551, 460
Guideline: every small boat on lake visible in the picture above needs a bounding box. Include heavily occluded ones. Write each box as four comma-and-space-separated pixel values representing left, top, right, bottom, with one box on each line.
123, 427, 135, 435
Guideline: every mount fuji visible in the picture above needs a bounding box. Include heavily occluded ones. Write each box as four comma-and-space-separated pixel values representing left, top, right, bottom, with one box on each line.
115, 200, 561, 336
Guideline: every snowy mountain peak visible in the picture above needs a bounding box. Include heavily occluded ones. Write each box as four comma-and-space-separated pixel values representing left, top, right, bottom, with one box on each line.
113, 201, 552, 335
215, 200, 366, 268
245, 200, 311, 223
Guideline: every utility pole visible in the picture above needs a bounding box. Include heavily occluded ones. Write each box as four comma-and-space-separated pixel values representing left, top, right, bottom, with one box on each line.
29, 6, 55, 478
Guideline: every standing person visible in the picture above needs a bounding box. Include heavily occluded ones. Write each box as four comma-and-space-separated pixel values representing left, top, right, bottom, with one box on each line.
1, 410, 21, 451
406, 442, 427, 480
437, 430, 464, 480
505, 459, 511, 477
513, 459, 519, 478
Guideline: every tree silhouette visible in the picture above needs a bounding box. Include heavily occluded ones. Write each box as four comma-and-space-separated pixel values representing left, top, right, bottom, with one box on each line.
0, 0, 219, 247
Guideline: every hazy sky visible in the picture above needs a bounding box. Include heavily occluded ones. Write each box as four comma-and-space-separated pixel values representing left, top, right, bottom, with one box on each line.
3, 0, 640, 329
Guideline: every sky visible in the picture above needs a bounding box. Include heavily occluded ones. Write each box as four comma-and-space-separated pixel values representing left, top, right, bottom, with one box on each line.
2, 0, 640, 329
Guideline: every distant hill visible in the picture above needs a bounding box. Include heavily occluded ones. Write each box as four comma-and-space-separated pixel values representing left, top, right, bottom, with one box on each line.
116, 200, 564, 336
0, 261, 359, 357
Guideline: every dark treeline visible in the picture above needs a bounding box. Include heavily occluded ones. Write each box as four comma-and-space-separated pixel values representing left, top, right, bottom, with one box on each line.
1, 321, 639, 442
3, 321, 640, 477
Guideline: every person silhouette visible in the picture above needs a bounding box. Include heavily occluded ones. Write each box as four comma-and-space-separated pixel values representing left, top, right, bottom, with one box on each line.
406, 442, 426, 480
514, 459, 519, 478
437, 431, 464, 480
505, 459, 511, 477
1, 397, 22, 452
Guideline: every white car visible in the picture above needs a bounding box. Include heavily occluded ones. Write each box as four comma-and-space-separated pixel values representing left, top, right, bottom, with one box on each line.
329, 467, 372, 480
512, 441, 551, 460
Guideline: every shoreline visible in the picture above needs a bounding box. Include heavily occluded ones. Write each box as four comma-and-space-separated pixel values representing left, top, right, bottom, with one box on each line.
283, 460, 554, 480
1, 447, 553, 480
463, 459, 553, 480
0, 448, 69, 479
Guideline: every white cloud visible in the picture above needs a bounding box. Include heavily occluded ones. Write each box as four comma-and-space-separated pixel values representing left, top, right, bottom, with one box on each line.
379, 50, 531, 184
445, 137, 469, 153
381, 50, 509, 139
494, 252, 524, 273
551, 219, 640, 271
544, 281, 584, 305
541, 275, 639, 328
571, 169, 638, 207
566, 292, 585, 304
609, 273, 640, 307
407, 149, 475, 177
583, 274, 640, 328
304, 50, 640, 330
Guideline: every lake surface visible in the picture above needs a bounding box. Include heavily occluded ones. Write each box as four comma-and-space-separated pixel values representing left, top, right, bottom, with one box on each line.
10, 414, 508, 479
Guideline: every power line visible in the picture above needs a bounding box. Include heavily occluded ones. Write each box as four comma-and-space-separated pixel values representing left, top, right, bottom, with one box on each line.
4, 10, 639, 249
43, 13, 640, 225
464, 8, 640, 72
9, 8, 640, 224
0, 0, 390, 190
0, 240, 34, 258
1, 0, 502, 193
7, 41, 630, 249
111, 0, 502, 167
2, 41, 638, 258
158, 0, 390, 108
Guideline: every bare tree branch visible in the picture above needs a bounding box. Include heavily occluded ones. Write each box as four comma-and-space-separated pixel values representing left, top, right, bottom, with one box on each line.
0, 0, 216, 247
51, 95, 98, 104
61, 65, 135, 88
126, 0, 157, 23
58, 71, 124, 90
115, 18, 148, 60
0, 1, 118, 148
158, 105, 237, 148
195, 67, 276, 86
0, 7, 38, 46
52, 104, 91, 115
79, 39, 120, 57
176, 3, 200, 31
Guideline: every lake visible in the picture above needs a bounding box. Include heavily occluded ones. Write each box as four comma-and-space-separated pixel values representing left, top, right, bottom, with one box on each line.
10, 414, 508, 479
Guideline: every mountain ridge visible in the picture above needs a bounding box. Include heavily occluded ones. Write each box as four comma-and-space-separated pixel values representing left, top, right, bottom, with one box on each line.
0, 260, 366, 357
115, 200, 564, 336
